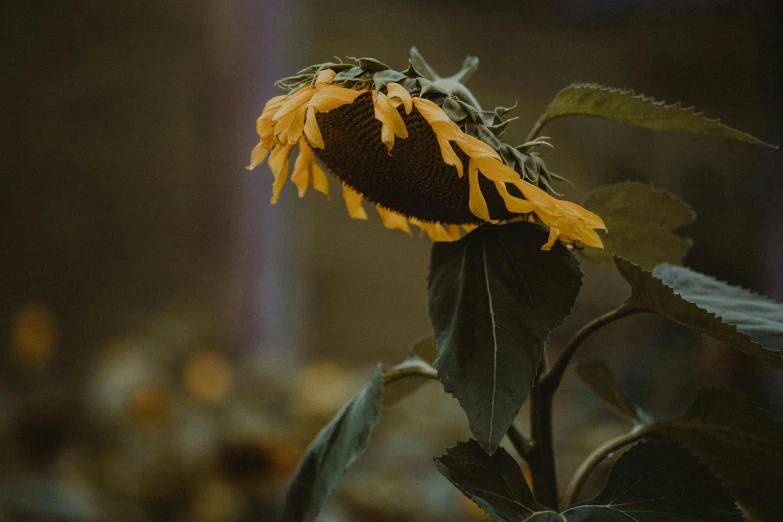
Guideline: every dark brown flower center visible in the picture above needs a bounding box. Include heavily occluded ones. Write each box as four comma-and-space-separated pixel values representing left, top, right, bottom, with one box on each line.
314, 92, 521, 225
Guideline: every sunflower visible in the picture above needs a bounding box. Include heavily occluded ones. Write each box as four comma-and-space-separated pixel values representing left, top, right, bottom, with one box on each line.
247, 48, 606, 250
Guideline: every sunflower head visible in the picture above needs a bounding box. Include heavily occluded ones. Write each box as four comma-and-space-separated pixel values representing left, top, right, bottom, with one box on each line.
248, 47, 606, 249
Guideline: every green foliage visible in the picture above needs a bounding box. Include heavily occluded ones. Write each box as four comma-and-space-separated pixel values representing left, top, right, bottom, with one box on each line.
427, 222, 582, 453
616, 257, 783, 368
654, 389, 783, 520
581, 182, 695, 270
576, 359, 650, 426
435, 439, 743, 521
279, 74, 781, 522
434, 440, 550, 520
279, 366, 383, 522
534, 83, 777, 148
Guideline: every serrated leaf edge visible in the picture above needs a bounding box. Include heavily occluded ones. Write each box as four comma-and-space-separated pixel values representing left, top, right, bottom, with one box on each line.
549, 83, 777, 149
616, 256, 783, 367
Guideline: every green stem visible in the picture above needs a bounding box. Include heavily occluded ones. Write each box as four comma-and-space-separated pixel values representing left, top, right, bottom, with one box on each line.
562, 425, 653, 507
526, 303, 642, 509
541, 303, 642, 393
525, 113, 552, 143
506, 421, 534, 460
528, 369, 559, 509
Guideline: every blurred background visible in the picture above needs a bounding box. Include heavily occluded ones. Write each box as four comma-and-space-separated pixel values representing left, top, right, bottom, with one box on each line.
2, 0, 782, 520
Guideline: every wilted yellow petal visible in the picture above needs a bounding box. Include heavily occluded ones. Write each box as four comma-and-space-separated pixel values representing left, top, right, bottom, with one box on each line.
304, 106, 324, 149
376, 205, 412, 234
511, 179, 560, 215
495, 181, 536, 213
557, 199, 607, 230
542, 226, 560, 251
468, 158, 492, 222
458, 134, 501, 161
445, 224, 462, 241
273, 87, 316, 124
437, 136, 464, 177
412, 98, 467, 148
386, 82, 412, 114
428, 223, 456, 242
308, 87, 365, 113
314, 69, 337, 87
373, 91, 408, 152
256, 95, 287, 132
311, 161, 330, 199
268, 143, 295, 204
279, 102, 308, 145
303, 87, 366, 149
473, 156, 521, 183
246, 143, 269, 170
342, 183, 368, 220
256, 95, 287, 150
291, 139, 314, 197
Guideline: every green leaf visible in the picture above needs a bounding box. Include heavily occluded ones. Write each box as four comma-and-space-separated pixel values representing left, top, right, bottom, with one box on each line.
535, 83, 776, 148
428, 222, 583, 454
434, 440, 554, 521
279, 365, 383, 522
616, 257, 783, 368
581, 182, 695, 270
576, 358, 651, 426
654, 388, 783, 521
435, 439, 742, 521
564, 440, 743, 521
382, 356, 437, 407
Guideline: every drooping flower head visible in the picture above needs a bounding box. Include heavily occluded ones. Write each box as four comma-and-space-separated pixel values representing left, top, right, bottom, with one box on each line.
247, 48, 606, 249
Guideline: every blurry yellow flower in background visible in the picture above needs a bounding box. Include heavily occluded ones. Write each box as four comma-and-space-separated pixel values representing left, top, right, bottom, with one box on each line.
12, 300, 58, 372
247, 48, 606, 250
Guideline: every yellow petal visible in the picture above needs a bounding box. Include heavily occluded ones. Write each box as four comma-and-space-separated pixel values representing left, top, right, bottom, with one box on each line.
273, 87, 316, 124
381, 123, 395, 152
468, 158, 492, 222
304, 106, 324, 149
373, 91, 408, 152
461, 224, 478, 234
386, 82, 412, 114
291, 139, 314, 197
437, 136, 464, 177
342, 184, 368, 220
511, 179, 560, 215
256, 95, 287, 149
303, 87, 366, 149
411, 98, 464, 142
268, 143, 295, 204
314, 69, 336, 87
541, 225, 560, 251
556, 200, 607, 230
256, 95, 286, 133
279, 102, 308, 145
311, 161, 330, 199
427, 222, 457, 242
247, 143, 269, 170
308, 87, 365, 113
495, 181, 536, 213
445, 224, 462, 241
412, 98, 470, 176
457, 134, 501, 161
473, 155, 521, 183
376, 205, 412, 235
